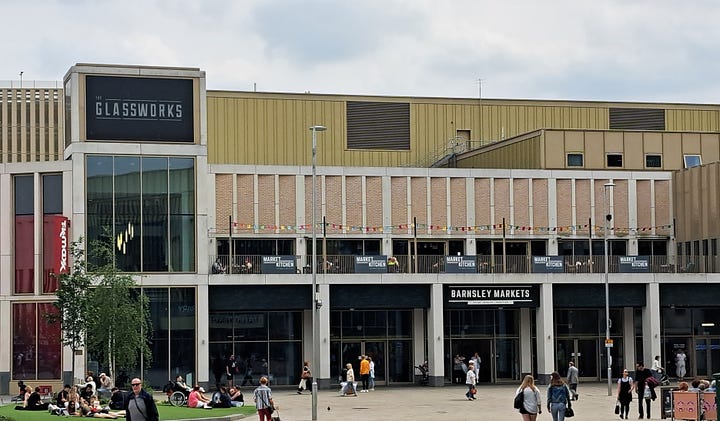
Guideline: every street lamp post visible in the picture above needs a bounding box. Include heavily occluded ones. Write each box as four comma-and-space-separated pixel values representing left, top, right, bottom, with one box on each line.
603, 182, 615, 396
309, 125, 326, 421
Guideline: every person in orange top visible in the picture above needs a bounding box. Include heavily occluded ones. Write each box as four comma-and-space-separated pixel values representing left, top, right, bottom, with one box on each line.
359, 355, 371, 392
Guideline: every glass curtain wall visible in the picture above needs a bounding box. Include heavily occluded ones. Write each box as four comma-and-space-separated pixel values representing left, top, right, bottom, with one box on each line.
12, 303, 61, 380
208, 311, 303, 386
86, 155, 195, 272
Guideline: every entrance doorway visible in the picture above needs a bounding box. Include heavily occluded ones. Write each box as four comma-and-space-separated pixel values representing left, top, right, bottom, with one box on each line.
448, 339, 519, 383
331, 341, 390, 385
695, 338, 720, 378
556, 339, 599, 380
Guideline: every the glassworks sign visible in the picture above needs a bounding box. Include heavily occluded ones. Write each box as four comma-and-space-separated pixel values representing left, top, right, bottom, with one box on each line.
444, 285, 539, 308
85, 75, 194, 142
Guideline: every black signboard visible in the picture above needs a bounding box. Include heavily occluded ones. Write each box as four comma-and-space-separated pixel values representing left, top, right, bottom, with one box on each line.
86, 75, 194, 142
532, 256, 565, 273
618, 256, 650, 273
444, 256, 477, 273
354, 255, 387, 273
261, 256, 297, 274
444, 285, 540, 308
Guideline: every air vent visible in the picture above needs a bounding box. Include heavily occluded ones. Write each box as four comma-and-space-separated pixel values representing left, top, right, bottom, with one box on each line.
609, 108, 665, 130
347, 101, 410, 150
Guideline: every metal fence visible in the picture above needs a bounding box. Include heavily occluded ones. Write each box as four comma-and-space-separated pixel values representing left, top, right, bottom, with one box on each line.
209, 254, 708, 275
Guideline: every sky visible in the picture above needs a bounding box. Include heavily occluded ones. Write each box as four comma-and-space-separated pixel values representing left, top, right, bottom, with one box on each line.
3, 0, 720, 103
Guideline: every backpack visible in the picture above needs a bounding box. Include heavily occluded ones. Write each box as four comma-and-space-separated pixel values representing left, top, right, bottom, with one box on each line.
646, 376, 659, 389
514, 390, 524, 409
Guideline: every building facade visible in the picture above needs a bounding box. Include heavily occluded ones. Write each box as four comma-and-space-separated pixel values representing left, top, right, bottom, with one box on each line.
0, 63, 719, 394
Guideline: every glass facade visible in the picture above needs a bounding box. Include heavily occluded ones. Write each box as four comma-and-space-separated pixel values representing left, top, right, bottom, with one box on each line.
12, 303, 61, 380
14, 175, 34, 294
330, 310, 414, 384
86, 155, 196, 273
444, 309, 523, 383
208, 311, 303, 386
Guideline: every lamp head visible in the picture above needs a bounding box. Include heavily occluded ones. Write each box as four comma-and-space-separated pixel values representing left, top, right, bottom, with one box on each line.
309, 125, 327, 132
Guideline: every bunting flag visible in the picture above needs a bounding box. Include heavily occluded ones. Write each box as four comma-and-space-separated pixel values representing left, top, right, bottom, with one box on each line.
224, 220, 674, 236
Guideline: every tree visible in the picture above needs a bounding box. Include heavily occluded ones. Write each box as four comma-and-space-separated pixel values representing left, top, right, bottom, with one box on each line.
85, 233, 152, 384
48, 238, 93, 383
49, 234, 152, 385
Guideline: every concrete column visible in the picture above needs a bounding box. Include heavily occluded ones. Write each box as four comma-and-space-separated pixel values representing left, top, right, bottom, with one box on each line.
413, 308, 425, 381
317, 283, 331, 389
643, 283, 662, 366
427, 283, 444, 386
520, 308, 533, 376
536, 282, 555, 384
623, 307, 635, 373
197, 284, 210, 385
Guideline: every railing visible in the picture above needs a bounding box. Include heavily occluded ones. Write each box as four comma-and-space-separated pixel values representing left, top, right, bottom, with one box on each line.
209, 254, 714, 275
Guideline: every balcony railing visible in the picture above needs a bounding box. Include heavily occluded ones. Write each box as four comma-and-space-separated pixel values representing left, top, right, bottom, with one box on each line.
209, 254, 711, 275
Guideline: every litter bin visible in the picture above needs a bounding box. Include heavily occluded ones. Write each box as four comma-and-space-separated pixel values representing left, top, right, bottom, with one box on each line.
661, 385, 679, 419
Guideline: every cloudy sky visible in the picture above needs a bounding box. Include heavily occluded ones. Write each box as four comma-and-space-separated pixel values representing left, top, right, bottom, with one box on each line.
3, 0, 720, 103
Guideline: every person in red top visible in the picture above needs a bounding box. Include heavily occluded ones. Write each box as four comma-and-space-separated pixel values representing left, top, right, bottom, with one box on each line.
359, 355, 371, 392
188, 386, 212, 409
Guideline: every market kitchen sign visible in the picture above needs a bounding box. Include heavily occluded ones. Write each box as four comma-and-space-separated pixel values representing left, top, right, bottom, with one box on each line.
444, 285, 539, 308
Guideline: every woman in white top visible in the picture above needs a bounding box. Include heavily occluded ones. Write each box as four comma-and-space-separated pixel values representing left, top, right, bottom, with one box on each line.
516, 375, 542, 421
465, 362, 477, 400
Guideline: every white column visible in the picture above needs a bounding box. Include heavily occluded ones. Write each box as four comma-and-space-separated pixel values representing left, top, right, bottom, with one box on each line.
427, 283, 444, 386
318, 283, 331, 387
643, 283, 662, 365
197, 284, 210, 385
623, 307, 635, 372
520, 308, 533, 375
536, 282, 555, 384
412, 308, 425, 376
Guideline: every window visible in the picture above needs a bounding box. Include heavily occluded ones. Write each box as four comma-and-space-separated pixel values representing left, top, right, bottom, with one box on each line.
645, 154, 662, 168
86, 155, 196, 273
684, 154, 702, 168
567, 153, 584, 167
607, 154, 623, 167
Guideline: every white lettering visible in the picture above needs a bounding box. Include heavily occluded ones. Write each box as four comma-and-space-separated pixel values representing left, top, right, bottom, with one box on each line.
59, 220, 68, 272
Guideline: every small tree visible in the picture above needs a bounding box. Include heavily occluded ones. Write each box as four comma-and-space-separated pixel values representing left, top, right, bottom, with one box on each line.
85, 234, 152, 383
48, 238, 93, 383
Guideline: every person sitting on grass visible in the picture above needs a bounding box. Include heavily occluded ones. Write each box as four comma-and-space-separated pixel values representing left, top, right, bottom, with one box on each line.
188, 385, 213, 409
229, 386, 245, 407
15, 386, 50, 411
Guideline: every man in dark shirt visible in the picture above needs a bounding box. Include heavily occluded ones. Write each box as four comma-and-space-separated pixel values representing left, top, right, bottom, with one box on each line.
634, 362, 653, 419
25, 387, 49, 410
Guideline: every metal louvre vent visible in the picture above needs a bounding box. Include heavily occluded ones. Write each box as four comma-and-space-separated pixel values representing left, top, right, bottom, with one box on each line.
347, 101, 410, 150
609, 108, 665, 130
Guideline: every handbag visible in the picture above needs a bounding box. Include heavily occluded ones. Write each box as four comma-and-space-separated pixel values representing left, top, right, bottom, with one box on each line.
271, 409, 281, 421
614, 401, 620, 414
514, 390, 524, 409
565, 401, 574, 418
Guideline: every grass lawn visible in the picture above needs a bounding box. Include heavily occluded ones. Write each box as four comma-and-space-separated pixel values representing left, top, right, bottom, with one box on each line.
0, 401, 256, 421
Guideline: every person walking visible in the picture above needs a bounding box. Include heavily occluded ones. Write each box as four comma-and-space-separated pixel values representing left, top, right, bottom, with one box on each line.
566, 361, 579, 400
616, 369, 634, 420
547, 372, 571, 421
634, 362, 653, 419
253, 376, 275, 421
297, 360, 311, 394
368, 356, 375, 390
675, 349, 687, 380
123, 378, 159, 421
465, 361, 477, 400
516, 375, 542, 421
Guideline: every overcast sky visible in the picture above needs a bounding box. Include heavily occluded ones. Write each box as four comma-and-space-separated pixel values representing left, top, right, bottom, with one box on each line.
3, 0, 720, 103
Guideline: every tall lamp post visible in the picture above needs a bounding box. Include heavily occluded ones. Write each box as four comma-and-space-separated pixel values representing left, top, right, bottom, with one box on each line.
309, 125, 326, 421
603, 182, 615, 396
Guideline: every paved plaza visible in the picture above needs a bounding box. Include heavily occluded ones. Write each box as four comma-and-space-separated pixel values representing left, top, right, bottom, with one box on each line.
265, 382, 668, 421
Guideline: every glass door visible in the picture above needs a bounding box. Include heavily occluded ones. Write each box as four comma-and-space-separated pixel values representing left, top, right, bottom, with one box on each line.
695, 338, 720, 378
332, 341, 388, 385
495, 338, 519, 380
556, 339, 599, 380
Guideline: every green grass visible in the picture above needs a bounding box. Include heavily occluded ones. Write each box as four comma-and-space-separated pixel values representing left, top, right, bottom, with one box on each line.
0, 401, 256, 421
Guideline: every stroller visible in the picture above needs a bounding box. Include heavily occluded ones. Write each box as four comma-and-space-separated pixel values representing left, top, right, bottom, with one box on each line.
415, 364, 429, 386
